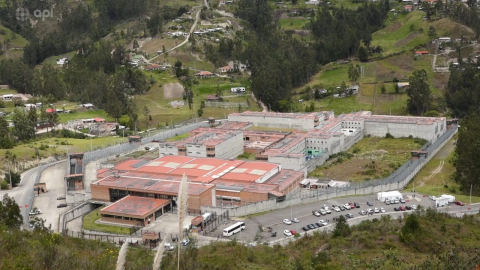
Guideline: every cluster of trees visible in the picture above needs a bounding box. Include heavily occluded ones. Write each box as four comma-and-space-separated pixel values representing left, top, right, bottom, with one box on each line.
311, 1, 390, 64
446, 61, 480, 118
0, 42, 148, 128
407, 69, 432, 116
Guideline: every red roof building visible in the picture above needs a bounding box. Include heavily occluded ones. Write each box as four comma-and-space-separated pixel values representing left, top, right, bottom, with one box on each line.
100, 195, 170, 226
194, 71, 214, 78
415, 51, 428, 55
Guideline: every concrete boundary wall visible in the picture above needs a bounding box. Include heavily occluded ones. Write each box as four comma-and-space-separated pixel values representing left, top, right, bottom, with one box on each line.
202, 126, 458, 216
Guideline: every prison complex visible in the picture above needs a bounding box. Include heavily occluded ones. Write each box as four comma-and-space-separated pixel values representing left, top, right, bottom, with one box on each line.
90, 111, 452, 226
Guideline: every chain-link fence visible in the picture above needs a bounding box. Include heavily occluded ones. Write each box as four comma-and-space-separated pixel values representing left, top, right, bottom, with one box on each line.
202, 126, 458, 216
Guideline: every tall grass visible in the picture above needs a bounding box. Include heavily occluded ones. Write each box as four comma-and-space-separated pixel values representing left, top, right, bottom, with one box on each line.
115, 241, 129, 270
152, 234, 168, 270
177, 173, 189, 270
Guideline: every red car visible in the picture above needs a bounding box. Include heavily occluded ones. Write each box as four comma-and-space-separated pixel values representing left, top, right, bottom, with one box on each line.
454, 201, 465, 206
399, 206, 406, 211
349, 203, 355, 209
290, 230, 297, 235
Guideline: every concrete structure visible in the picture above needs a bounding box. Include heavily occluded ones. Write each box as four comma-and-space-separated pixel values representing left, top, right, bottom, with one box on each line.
91, 155, 304, 210
66, 153, 84, 191
159, 130, 243, 159
100, 195, 170, 226
228, 111, 332, 130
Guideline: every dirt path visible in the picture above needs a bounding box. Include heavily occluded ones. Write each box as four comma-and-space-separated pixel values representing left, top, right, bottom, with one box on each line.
416, 138, 455, 187
251, 92, 268, 112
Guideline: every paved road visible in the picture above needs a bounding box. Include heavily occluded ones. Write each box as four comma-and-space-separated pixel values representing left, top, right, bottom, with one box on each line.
0, 162, 63, 228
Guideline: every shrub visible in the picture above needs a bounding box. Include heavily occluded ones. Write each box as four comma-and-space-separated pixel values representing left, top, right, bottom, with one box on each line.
385, 133, 394, 139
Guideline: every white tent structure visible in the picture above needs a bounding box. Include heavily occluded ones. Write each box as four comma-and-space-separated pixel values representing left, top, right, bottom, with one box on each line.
436, 196, 450, 207
440, 194, 455, 203
377, 191, 403, 202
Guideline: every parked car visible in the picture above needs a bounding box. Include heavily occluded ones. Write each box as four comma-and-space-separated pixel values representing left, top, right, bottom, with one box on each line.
316, 222, 324, 227
56, 197, 66, 200
394, 207, 400, 211
29, 208, 41, 215
284, 230, 292, 236
181, 239, 190, 246
454, 201, 465, 206
164, 243, 175, 251
318, 220, 328, 226
312, 223, 319, 229
283, 219, 292, 225
385, 199, 391, 205
320, 210, 327, 215
393, 199, 400, 204
307, 224, 315, 230
400, 198, 406, 203
429, 196, 438, 201
354, 202, 360, 208
380, 207, 386, 213
312, 211, 321, 217
367, 208, 373, 214
399, 206, 406, 211
349, 203, 355, 209
290, 230, 297, 235
374, 208, 380, 213
333, 206, 341, 212
359, 210, 367, 215
411, 205, 417, 210
325, 209, 332, 214
321, 204, 328, 210
405, 206, 412, 210
302, 226, 310, 231
345, 213, 354, 218
367, 201, 374, 206
344, 204, 351, 210
57, 204, 68, 208
339, 205, 346, 211
291, 218, 300, 223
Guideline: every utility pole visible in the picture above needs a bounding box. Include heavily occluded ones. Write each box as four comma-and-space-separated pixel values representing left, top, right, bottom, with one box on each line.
470, 184, 472, 205
8, 167, 12, 187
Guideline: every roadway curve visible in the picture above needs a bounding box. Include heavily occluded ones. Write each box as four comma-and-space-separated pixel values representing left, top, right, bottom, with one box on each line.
148, 9, 201, 63
0, 160, 65, 228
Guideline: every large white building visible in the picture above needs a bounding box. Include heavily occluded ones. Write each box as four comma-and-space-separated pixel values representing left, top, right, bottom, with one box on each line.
159, 130, 243, 159
228, 111, 333, 130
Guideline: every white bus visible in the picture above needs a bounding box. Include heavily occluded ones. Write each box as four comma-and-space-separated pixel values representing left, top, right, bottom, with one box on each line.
223, 222, 245, 237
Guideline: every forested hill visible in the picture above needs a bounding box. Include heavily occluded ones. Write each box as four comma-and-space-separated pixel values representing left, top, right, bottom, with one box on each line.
230, 0, 389, 111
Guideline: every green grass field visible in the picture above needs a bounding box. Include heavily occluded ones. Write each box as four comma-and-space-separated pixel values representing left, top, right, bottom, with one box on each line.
0, 136, 124, 163
405, 137, 480, 203
135, 71, 259, 129
278, 18, 309, 31
310, 136, 427, 181
82, 207, 132, 235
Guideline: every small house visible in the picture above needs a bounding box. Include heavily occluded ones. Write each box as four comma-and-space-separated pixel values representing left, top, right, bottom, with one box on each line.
415, 51, 428, 55
194, 71, 214, 78
404, 5, 413, 11
83, 103, 94, 109
397, 82, 410, 89
206, 95, 221, 101
219, 66, 234, 73
94, 117, 105, 123
146, 64, 160, 71
2, 94, 13, 101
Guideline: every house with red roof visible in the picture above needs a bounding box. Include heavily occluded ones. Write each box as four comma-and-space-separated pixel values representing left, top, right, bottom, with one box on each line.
219, 66, 234, 73
194, 71, 214, 78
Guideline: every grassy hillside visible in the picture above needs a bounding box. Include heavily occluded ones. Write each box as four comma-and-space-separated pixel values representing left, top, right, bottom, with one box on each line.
372, 11, 475, 55
0, 228, 152, 270
0, 23, 28, 60
158, 210, 480, 269
309, 136, 427, 181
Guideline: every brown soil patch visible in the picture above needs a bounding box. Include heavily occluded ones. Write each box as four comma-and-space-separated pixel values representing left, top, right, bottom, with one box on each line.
273, 10, 287, 20
385, 22, 402, 33
394, 32, 421, 48
292, 30, 311, 36
163, 83, 185, 99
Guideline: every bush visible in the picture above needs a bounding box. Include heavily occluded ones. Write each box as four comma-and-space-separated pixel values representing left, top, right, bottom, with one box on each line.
385, 133, 394, 139
0, 180, 9, 190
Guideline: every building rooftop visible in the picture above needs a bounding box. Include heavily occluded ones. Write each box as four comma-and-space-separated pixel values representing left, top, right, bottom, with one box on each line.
361, 114, 445, 125
263, 132, 307, 156
215, 121, 252, 130
212, 180, 277, 194
229, 111, 321, 120
100, 195, 170, 218
162, 129, 242, 147
265, 169, 304, 191
219, 161, 279, 182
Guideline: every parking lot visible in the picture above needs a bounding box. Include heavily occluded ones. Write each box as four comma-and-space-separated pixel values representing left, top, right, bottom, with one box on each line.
207, 192, 471, 241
